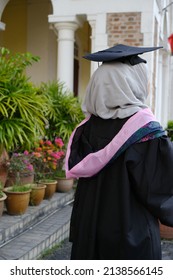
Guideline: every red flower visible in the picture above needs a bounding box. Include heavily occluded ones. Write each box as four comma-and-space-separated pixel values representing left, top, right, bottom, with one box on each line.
32, 137, 65, 178
55, 138, 64, 148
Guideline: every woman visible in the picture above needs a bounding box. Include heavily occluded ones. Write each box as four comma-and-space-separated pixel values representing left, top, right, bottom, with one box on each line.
65, 44, 173, 260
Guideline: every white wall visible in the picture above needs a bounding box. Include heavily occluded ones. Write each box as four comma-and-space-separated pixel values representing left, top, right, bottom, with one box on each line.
50, 0, 154, 16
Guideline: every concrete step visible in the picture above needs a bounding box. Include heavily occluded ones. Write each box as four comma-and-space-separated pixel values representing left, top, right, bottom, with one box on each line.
0, 190, 74, 260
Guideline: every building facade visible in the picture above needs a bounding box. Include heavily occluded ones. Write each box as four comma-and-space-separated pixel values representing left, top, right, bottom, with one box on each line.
0, 0, 173, 127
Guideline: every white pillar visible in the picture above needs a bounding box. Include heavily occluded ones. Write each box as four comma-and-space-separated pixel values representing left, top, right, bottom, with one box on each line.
54, 22, 78, 92
88, 18, 96, 75
88, 14, 108, 76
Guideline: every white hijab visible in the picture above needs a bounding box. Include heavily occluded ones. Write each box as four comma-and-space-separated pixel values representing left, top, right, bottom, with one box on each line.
82, 61, 149, 119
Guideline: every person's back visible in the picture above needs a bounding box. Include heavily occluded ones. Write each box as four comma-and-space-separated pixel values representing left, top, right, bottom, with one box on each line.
65, 44, 173, 260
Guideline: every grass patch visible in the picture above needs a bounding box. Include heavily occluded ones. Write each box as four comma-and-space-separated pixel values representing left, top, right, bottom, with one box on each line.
38, 240, 64, 259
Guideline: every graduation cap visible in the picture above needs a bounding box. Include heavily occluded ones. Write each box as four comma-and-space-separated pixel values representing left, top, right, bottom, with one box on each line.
83, 44, 163, 65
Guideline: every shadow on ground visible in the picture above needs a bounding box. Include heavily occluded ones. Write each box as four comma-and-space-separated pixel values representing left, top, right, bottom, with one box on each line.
40, 239, 173, 260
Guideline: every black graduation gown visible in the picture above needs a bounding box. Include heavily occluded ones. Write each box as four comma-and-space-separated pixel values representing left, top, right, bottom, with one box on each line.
68, 115, 173, 260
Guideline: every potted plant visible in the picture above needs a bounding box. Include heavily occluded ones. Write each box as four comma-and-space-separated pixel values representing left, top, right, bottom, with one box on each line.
54, 158, 74, 193
5, 151, 34, 187
0, 182, 7, 217
32, 138, 65, 199
4, 184, 31, 215
0, 47, 49, 154
28, 183, 46, 206
39, 80, 84, 145
38, 178, 57, 199
37, 81, 83, 192
55, 169, 74, 193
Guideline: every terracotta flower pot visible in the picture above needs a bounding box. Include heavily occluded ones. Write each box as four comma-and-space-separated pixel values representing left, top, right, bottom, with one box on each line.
29, 183, 46, 206
4, 186, 31, 215
39, 179, 57, 199
56, 177, 74, 192
0, 192, 7, 217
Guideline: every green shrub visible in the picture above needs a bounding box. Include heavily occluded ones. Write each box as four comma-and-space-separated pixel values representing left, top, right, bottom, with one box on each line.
167, 120, 173, 129
166, 120, 173, 141
0, 47, 48, 152
40, 80, 84, 145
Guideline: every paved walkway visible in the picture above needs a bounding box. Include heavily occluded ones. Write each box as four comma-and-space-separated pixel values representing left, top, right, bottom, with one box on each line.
161, 240, 173, 260
0, 191, 74, 260
1, 188, 173, 260
41, 239, 173, 260
41, 238, 72, 260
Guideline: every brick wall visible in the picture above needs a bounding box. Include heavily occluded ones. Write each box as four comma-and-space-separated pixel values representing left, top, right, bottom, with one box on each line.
107, 12, 143, 47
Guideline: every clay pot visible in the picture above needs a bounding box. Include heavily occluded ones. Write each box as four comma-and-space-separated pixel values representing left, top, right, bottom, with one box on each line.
0, 192, 7, 217
4, 186, 31, 215
56, 177, 74, 192
39, 179, 57, 199
29, 183, 46, 206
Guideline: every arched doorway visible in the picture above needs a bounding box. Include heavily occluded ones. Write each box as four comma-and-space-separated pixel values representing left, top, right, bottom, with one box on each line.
0, 0, 92, 97
0, 0, 57, 84
0, 0, 9, 18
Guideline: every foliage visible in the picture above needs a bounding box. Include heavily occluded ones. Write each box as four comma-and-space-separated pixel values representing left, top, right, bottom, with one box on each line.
54, 168, 66, 178
7, 151, 34, 185
7, 151, 33, 174
166, 120, 173, 141
0, 47, 85, 152
167, 120, 173, 129
39, 80, 84, 145
32, 138, 65, 182
0, 182, 4, 198
0, 47, 48, 152
7, 185, 31, 192
39, 178, 56, 183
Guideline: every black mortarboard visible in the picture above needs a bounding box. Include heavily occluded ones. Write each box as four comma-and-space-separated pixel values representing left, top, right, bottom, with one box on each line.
83, 44, 163, 65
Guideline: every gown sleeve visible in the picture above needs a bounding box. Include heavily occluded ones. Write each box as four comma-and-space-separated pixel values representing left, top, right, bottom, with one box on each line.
126, 135, 173, 227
